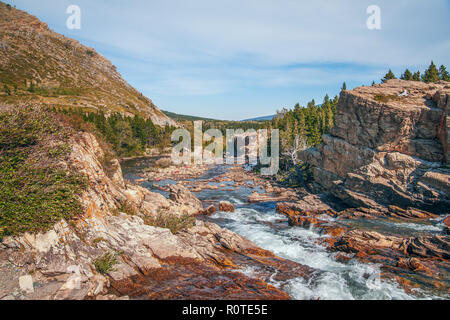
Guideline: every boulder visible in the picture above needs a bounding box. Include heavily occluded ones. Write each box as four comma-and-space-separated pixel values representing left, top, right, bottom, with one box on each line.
201, 205, 217, 216
276, 195, 336, 218
19, 275, 34, 294
168, 184, 203, 212
219, 201, 235, 212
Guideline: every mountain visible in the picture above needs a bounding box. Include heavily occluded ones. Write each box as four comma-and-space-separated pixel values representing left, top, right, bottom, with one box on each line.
242, 114, 276, 122
162, 110, 217, 122
0, 2, 175, 126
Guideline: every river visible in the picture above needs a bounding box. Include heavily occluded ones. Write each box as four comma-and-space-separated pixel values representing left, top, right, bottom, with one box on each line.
121, 158, 446, 300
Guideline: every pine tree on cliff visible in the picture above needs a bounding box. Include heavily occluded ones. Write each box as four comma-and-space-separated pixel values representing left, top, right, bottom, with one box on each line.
400, 69, 413, 81
381, 70, 396, 83
412, 71, 421, 81
439, 65, 450, 81
341, 82, 347, 91
422, 61, 440, 83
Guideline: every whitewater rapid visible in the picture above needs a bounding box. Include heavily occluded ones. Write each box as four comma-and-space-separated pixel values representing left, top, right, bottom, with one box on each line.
208, 205, 422, 300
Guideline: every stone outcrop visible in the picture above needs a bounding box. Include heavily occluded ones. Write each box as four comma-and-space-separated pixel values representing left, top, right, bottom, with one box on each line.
168, 184, 203, 215
219, 201, 235, 212
301, 80, 450, 213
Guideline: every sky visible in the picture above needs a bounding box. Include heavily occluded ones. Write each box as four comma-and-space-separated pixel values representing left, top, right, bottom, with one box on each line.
7, 0, 450, 120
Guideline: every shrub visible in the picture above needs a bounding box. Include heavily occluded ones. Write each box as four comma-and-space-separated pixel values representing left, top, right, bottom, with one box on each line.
0, 106, 87, 239
373, 94, 400, 103
144, 212, 196, 234
94, 252, 118, 274
119, 200, 137, 216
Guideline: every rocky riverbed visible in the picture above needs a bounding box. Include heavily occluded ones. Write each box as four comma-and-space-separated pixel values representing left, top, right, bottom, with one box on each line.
121, 158, 450, 299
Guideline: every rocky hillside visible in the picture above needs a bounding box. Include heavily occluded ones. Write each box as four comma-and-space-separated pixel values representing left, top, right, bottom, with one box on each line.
301, 79, 450, 213
0, 2, 175, 126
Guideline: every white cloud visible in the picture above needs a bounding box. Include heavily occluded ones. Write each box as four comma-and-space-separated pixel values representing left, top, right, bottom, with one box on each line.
8, 0, 450, 117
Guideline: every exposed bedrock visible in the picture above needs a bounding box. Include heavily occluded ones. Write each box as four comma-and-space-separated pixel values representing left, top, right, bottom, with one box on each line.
300, 80, 450, 213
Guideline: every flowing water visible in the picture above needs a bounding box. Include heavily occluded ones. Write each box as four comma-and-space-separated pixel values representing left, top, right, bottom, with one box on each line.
121, 159, 445, 300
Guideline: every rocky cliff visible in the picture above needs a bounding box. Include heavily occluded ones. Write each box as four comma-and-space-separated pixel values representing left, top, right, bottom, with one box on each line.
301, 80, 450, 213
0, 2, 175, 126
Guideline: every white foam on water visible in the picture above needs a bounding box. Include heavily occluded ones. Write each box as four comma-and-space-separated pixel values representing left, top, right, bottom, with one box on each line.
217, 207, 419, 300
391, 222, 443, 232
229, 197, 246, 205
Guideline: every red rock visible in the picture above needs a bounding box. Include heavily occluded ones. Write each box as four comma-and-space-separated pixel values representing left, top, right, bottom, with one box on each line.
288, 215, 325, 228
443, 216, 450, 228
201, 205, 216, 216
276, 195, 336, 218
219, 201, 235, 212
334, 252, 354, 263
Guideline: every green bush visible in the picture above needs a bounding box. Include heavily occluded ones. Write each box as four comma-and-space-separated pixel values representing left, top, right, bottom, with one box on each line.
144, 212, 196, 234
94, 252, 118, 274
0, 106, 87, 239
119, 200, 137, 216
373, 94, 400, 103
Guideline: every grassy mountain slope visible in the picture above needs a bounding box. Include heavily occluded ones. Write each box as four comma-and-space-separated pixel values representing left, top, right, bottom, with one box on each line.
162, 110, 217, 122
0, 2, 176, 126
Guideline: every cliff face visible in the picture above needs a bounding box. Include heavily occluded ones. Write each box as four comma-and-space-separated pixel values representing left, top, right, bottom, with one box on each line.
0, 2, 175, 126
301, 80, 450, 213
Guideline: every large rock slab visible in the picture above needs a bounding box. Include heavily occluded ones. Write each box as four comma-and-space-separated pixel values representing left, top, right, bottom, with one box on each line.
301, 80, 450, 213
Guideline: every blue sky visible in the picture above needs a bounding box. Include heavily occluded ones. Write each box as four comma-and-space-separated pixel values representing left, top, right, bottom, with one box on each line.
7, 0, 450, 120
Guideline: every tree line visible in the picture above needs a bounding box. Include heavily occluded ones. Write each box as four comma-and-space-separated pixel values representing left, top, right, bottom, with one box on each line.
272, 94, 338, 167
54, 108, 176, 157
381, 61, 449, 83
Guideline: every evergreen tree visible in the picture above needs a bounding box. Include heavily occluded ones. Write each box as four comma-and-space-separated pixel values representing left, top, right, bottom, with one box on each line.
341, 82, 347, 91
381, 69, 396, 83
371, 81, 376, 86
422, 61, 440, 83
412, 71, 421, 81
439, 65, 450, 81
400, 69, 413, 80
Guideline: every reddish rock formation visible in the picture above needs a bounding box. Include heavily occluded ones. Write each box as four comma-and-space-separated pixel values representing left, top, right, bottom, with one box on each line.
276, 195, 337, 218
300, 80, 450, 213
219, 201, 235, 212
201, 205, 217, 216
168, 184, 203, 214
248, 190, 298, 203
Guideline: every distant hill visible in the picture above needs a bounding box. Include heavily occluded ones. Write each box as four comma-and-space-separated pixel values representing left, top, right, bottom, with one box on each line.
162, 110, 218, 122
242, 115, 276, 122
0, 2, 176, 126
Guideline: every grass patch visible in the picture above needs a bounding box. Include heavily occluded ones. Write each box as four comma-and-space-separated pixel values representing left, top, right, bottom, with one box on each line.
94, 252, 118, 274
119, 200, 137, 216
92, 237, 107, 246
373, 94, 401, 103
0, 106, 87, 239
144, 212, 196, 234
